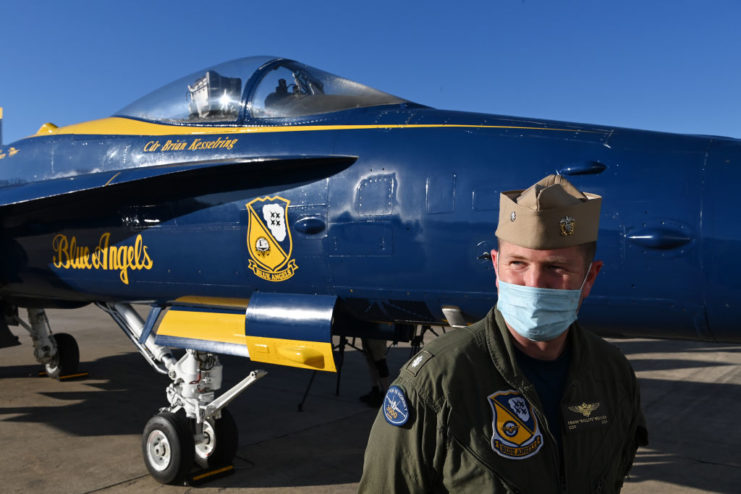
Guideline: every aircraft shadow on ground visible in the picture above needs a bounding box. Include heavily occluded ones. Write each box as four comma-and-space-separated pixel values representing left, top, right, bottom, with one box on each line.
0, 344, 390, 488
612, 338, 741, 493
625, 375, 741, 493
1, 339, 739, 490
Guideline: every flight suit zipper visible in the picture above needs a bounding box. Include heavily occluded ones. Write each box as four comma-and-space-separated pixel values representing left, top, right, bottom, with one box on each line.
531, 404, 564, 492
513, 383, 563, 492
487, 312, 567, 492
557, 378, 579, 493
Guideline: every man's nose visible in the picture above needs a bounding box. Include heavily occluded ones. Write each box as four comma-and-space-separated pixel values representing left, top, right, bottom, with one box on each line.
524, 266, 548, 288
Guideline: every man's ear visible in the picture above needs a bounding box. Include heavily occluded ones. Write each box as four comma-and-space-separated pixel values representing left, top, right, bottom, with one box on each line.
491, 249, 499, 288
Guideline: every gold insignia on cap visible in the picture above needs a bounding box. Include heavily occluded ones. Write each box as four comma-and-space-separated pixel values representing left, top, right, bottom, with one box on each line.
559, 216, 575, 237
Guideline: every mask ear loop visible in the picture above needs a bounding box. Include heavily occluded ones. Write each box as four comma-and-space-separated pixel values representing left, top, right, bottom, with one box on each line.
495, 250, 500, 280
579, 263, 593, 292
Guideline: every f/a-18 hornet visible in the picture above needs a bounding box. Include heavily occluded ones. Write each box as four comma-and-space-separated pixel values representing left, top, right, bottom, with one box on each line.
0, 56, 737, 483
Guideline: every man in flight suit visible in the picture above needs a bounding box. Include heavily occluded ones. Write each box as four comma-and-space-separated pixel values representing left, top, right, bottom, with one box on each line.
359, 174, 648, 493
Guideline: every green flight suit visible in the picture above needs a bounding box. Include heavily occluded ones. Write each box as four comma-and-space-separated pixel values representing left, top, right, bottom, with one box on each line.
359, 309, 648, 493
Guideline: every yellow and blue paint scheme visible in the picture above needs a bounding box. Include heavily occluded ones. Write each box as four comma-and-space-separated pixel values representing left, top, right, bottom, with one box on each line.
155, 300, 251, 357
0, 54, 739, 353
153, 294, 336, 372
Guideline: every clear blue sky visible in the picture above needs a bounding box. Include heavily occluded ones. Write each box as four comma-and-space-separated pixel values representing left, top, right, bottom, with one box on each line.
2, 0, 740, 144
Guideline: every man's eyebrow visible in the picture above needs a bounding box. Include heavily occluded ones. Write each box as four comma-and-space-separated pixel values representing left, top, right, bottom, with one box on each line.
543, 257, 571, 265
504, 254, 572, 264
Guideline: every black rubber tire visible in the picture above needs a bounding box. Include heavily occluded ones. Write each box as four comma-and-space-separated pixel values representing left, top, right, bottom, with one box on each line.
194, 408, 239, 470
142, 411, 194, 484
44, 333, 79, 379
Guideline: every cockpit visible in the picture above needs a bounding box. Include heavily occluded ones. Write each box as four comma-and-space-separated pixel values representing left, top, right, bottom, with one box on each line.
116, 56, 410, 124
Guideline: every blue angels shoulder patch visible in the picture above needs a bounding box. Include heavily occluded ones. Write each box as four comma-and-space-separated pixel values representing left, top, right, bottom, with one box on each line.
488, 390, 544, 460
383, 386, 410, 426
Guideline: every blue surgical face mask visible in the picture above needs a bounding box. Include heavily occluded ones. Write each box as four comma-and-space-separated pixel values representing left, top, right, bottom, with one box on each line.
496, 262, 592, 342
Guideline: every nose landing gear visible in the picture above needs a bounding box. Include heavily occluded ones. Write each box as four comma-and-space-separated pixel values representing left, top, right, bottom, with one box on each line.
99, 302, 267, 485
140, 347, 266, 484
141, 352, 266, 485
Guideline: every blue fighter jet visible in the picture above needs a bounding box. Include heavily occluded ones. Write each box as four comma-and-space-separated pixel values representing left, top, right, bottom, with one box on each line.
0, 56, 738, 483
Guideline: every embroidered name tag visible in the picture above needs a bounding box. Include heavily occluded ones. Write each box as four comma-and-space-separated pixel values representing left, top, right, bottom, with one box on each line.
488, 390, 543, 459
565, 401, 609, 431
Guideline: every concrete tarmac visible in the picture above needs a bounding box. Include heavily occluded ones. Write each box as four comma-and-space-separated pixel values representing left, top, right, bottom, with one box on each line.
1, 305, 740, 493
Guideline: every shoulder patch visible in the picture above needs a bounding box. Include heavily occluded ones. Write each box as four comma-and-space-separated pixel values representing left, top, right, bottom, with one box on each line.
383, 385, 410, 426
404, 350, 434, 376
488, 389, 544, 460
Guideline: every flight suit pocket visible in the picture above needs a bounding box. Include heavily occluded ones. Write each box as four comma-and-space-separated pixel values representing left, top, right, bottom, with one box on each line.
444, 434, 521, 493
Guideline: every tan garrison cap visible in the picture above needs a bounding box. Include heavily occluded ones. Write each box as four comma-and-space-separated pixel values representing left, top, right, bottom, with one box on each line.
495, 174, 601, 249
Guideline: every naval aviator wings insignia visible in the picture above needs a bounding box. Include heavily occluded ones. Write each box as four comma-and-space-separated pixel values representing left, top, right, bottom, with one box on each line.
568, 402, 601, 418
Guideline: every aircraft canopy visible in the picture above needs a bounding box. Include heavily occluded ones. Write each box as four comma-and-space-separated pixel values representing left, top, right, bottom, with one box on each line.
117, 56, 409, 124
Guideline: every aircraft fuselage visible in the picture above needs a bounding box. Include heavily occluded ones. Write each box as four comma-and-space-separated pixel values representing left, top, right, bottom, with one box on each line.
0, 106, 738, 341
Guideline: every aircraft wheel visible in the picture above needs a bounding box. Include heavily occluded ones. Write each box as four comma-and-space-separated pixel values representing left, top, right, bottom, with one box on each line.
44, 333, 79, 379
194, 408, 238, 469
142, 411, 194, 484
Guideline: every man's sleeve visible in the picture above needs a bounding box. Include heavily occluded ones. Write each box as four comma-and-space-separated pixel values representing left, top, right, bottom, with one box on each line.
358, 384, 441, 493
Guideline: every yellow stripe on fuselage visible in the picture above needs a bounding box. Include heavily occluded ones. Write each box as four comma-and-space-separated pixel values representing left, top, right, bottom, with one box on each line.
32, 116, 599, 137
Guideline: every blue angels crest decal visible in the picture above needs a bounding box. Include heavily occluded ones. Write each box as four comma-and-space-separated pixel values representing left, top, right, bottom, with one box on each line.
246, 196, 299, 282
488, 390, 543, 459
383, 386, 409, 426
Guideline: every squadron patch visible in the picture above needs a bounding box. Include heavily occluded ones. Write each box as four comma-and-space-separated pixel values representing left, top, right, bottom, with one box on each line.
383, 386, 410, 426
246, 196, 299, 282
488, 390, 543, 460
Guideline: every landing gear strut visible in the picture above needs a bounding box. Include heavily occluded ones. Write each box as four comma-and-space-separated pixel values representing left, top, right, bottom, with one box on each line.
100, 303, 266, 484
138, 349, 265, 484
